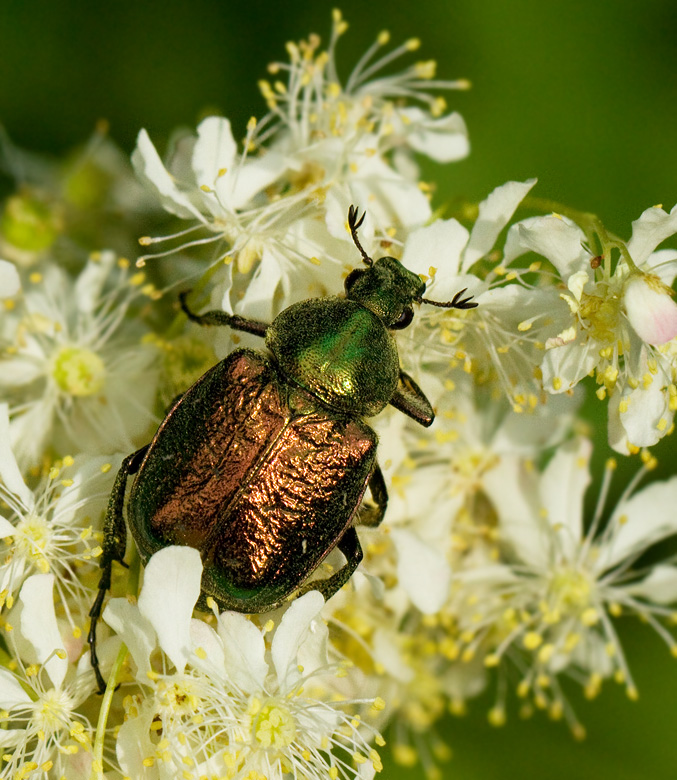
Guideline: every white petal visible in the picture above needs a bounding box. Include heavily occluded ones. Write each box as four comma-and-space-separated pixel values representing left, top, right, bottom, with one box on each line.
397, 108, 470, 162
19, 574, 67, 689
616, 380, 672, 449
137, 546, 202, 674
74, 251, 116, 313
272, 590, 325, 692
391, 529, 451, 614
0, 259, 20, 298
626, 565, 677, 604
192, 116, 237, 192
116, 711, 157, 780
539, 438, 591, 557
0, 728, 26, 747
0, 517, 16, 538
0, 404, 34, 510
541, 342, 597, 393
463, 179, 537, 270
217, 611, 268, 691
372, 627, 414, 682
599, 476, 677, 570
624, 275, 677, 345
401, 218, 469, 279
228, 152, 287, 209
103, 597, 155, 681
627, 203, 677, 265
503, 215, 587, 279
0, 667, 32, 709
483, 458, 549, 568
132, 129, 205, 221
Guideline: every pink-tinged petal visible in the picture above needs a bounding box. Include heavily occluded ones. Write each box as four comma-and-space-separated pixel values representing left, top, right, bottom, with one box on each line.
0, 404, 34, 510
272, 590, 325, 692
503, 215, 587, 279
138, 546, 202, 674
463, 179, 537, 270
132, 129, 205, 221
624, 275, 677, 345
391, 529, 451, 614
19, 574, 67, 689
627, 203, 677, 265
0, 259, 20, 298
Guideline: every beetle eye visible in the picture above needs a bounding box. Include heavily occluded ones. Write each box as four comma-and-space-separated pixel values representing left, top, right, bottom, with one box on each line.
390, 307, 413, 330
344, 268, 365, 295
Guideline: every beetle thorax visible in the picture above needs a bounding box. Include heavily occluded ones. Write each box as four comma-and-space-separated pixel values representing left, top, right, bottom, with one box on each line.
265, 296, 399, 417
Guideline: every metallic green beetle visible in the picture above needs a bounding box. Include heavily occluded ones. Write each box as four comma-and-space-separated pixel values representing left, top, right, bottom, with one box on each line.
88, 206, 476, 691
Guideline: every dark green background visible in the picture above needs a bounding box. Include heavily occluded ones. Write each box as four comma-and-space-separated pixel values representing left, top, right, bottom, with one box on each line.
2, 1, 676, 777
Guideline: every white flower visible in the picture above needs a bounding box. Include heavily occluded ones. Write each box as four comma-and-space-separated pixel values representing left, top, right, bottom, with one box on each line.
454, 438, 677, 729
503, 205, 677, 451
396, 179, 549, 410
0, 403, 119, 630
0, 251, 159, 467
104, 546, 385, 780
133, 13, 470, 323
0, 574, 97, 780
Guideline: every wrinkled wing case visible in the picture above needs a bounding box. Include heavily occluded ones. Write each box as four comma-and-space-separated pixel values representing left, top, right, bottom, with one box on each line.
129, 349, 376, 607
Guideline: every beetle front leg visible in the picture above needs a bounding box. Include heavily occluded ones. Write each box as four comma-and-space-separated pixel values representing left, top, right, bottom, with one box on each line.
389, 369, 434, 427
358, 463, 388, 528
88, 444, 148, 693
297, 527, 363, 603
180, 291, 269, 338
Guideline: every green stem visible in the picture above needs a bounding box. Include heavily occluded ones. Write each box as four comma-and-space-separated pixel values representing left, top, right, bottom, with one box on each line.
91, 642, 127, 780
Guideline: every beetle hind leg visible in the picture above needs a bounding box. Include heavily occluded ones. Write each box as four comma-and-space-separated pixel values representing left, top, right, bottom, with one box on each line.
88, 444, 148, 693
297, 527, 363, 603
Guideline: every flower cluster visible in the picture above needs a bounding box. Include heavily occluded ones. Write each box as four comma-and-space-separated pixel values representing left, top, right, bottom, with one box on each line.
1, 11, 677, 780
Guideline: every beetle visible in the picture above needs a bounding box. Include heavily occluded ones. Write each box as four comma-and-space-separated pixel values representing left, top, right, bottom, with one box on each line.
88, 206, 477, 691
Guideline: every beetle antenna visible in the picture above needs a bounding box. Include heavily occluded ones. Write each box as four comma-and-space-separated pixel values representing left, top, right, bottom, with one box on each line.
419, 288, 478, 310
347, 205, 373, 266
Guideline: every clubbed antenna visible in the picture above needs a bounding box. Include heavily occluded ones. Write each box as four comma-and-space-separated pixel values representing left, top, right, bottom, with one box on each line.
348, 205, 373, 266
419, 287, 478, 310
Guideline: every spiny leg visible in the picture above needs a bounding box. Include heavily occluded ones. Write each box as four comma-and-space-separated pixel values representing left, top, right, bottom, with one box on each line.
389, 369, 435, 427
88, 444, 148, 693
297, 527, 363, 603
179, 291, 269, 337
359, 463, 388, 528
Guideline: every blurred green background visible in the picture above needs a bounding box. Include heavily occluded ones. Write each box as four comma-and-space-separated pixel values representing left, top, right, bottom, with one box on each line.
1, 0, 676, 777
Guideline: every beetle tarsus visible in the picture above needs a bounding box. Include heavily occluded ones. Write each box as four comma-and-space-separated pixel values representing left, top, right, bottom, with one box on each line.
88, 563, 112, 694
420, 286, 479, 310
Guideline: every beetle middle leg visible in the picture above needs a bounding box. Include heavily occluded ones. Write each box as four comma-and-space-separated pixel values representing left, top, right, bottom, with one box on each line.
179, 291, 269, 337
298, 527, 364, 603
88, 444, 148, 693
358, 463, 388, 528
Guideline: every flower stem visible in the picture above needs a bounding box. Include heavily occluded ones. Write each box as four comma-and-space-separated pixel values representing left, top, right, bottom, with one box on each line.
91, 641, 127, 780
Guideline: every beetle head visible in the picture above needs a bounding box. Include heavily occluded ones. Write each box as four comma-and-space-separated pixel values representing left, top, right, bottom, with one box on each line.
344, 257, 426, 329
344, 205, 478, 330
